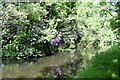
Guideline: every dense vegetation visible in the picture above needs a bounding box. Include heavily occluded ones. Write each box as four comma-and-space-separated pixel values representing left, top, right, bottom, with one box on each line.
1, 1, 119, 78
1, 2, 118, 59
1, 2, 78, 59
75, 1, 120, 78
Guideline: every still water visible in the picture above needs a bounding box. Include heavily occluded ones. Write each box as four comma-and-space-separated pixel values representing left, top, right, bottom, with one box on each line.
2, 49, 82, 78
2, 46, 94, 78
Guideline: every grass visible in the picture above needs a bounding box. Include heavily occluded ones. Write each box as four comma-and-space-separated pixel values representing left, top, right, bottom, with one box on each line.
75, 44, 119, 78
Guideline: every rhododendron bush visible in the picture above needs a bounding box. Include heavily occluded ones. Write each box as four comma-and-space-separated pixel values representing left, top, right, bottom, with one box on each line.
1, 2, 78, 59
1, 1, 118, 60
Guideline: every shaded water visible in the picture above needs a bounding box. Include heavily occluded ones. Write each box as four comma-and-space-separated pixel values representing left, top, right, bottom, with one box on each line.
2, 49, 82, 78
2, 45, 98, 78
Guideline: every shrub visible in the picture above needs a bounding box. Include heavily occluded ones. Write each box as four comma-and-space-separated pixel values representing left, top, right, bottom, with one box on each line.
77, 1, 117, 61
1, 2, 78, 59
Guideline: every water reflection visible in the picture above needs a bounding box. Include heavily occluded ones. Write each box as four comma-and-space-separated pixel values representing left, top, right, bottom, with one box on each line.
2, 49, 94, 78
2, 49, 81, 78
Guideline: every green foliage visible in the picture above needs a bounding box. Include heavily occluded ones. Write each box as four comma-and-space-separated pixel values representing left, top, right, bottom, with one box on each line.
77, 1, 117, 61
1, 2, 78, 59
74, 1, 119, 78
1, 1, 119, 60
114, 2, 120, 39
75, 44, 119, 78
1, 1, 119, 78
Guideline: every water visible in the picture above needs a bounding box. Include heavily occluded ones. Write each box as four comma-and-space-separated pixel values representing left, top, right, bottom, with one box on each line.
2, 46, 98, 78
2, 49, 82, 78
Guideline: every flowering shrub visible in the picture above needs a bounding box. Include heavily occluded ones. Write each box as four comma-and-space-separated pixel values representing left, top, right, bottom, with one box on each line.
1, 2, 77, 59
51, 37, 61, 47
1, 1, 117, 60
51, 32, 62, 47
